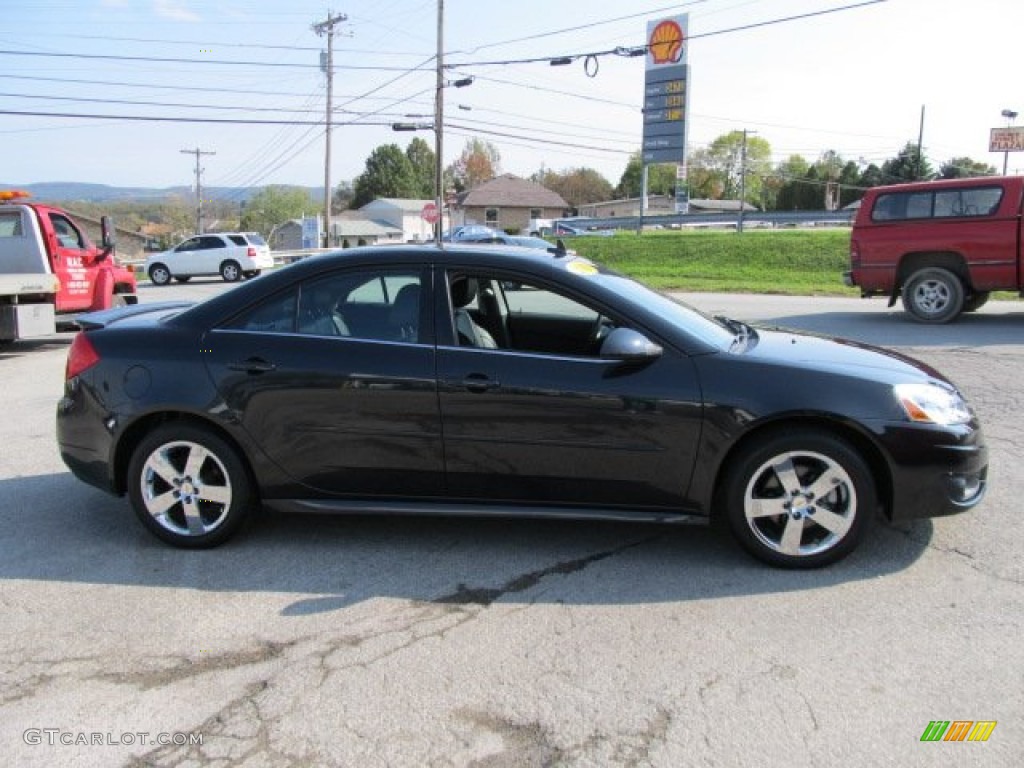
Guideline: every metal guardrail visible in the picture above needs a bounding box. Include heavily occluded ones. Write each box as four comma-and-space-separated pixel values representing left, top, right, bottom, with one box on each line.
554, 210, 854, 232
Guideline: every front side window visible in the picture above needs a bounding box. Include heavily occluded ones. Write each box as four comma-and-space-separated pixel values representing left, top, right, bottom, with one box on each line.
446, 271, 614, 357
49, 214, 84, 249
176, 237, 201, 252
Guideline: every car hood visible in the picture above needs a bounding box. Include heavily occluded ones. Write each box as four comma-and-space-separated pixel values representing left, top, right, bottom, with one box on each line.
742, 326, 951, 386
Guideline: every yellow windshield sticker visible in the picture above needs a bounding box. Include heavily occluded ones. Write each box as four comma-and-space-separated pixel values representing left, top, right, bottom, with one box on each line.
566, 259, 598, 275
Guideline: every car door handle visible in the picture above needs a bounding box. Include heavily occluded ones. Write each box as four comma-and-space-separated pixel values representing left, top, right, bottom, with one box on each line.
460, 374, 500, 393
228, 357, 276, 374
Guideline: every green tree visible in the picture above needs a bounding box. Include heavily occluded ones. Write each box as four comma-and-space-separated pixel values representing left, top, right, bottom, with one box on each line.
534, 167, 613, 208
615, 152, 677, 198
704, 131, 772, 203
239, 186, 316, 239
447, 138, 501, 192
332, 179, 354, 213
939, 157, 997, 179
880, 141, 934, 183
350, 144, 418, 209
405, 137, 436, 199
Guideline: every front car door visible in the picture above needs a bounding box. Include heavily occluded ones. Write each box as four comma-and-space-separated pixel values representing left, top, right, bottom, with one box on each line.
202, 266, 444, 498
434, 267, 703, 511
47, 210, 94, 313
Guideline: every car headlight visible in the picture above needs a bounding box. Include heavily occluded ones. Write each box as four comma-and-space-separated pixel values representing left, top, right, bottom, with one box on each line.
894, 383, 971, 426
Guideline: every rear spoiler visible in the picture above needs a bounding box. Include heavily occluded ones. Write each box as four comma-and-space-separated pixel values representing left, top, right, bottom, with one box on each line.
74, 301, 195, 330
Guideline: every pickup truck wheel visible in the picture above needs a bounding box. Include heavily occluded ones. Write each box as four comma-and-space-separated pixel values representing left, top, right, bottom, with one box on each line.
148, 264, 171, 286
111, 293, 128, 308
962, 291, 990, 313
902, 268, 964, 323
220, 260, 242, 282
127, 424, 254, 548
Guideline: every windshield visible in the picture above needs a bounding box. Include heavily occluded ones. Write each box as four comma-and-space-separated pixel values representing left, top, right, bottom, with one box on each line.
591, 273, 737, 349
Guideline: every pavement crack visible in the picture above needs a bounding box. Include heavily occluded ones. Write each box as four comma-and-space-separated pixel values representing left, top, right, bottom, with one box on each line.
433, 535, 659, 607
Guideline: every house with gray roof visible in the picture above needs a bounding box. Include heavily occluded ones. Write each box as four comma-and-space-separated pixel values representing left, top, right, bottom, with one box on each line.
453, 174, 569, 233
359, 198, 448, 242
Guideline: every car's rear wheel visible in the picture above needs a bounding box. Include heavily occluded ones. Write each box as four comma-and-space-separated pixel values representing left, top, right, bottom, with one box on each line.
127, 424, 254, 548
722, 429, 876, 568
902, 267, 964, 323
148, 264, 171, 286
220, 260, 242, 282
174, 276, 192, 283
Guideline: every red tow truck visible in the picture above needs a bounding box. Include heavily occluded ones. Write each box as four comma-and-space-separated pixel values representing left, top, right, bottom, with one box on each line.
0, 190, 137, 343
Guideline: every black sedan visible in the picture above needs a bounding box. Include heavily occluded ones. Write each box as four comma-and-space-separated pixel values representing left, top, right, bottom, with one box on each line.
56, 244, 987, 567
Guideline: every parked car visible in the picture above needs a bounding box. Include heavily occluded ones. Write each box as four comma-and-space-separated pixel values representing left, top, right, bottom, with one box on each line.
145, 232, 273, 284
456, 231, 576, 255
57, 244, 987, 567
553, 221, 615, 237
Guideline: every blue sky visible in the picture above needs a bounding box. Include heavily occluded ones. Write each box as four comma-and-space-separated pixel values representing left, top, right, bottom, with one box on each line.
1, 0, 1021, 191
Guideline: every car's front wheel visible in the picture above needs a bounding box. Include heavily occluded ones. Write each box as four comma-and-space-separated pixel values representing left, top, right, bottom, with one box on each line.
220, 260, 242, 282
722, 429, 876, 568
148, 264, 171, 286
127, 424, 254, 548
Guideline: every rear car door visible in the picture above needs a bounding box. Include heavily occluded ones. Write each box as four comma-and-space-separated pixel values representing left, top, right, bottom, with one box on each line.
202, 266, 444, 497
434, 267, 703, 510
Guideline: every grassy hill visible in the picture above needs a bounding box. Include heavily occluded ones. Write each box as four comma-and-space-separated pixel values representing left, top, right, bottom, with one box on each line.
564, 228, 856, 295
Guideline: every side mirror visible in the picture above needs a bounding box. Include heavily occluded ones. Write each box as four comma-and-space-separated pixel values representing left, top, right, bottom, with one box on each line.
600, 328, 662, 362
98, 215, 116, 260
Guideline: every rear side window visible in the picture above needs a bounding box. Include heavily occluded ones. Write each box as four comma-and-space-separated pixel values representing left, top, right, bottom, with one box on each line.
871, 185, 1003, 222
200, 236, 226, 250
227, 235, 247, 246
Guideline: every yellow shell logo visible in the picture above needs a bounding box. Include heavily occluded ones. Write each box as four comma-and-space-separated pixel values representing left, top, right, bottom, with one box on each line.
649, 20, 683, 65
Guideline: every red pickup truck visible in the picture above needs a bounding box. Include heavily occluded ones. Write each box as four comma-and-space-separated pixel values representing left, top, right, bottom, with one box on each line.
1, 191, 137, 343
845, 176, 1022, 323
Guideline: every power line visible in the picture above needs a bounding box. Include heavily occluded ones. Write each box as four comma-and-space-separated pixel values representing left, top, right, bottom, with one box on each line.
0, 48, 417, 71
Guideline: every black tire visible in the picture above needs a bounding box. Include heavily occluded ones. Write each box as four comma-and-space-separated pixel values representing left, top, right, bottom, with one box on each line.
126, 424, 254, 548
148, 264, 172, 286
962, 291, 990, 313
902, 267, 964, 323
722, 429, 876, 568
174, 276, 192, 283
220, 260, 242, 282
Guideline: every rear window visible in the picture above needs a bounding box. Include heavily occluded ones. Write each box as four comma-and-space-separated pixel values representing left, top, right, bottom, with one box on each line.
227, 235, 247, 246
244, 232, 267, 246
871, 185, 1003, 222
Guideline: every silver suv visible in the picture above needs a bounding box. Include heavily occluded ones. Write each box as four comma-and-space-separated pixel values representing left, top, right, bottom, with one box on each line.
145, 232, 273, 284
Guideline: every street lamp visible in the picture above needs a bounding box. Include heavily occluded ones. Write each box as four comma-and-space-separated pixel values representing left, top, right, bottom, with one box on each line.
1001, 109, 1018, 176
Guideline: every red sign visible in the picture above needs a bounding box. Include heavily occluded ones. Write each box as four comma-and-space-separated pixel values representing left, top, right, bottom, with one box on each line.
421, 202, 440, 224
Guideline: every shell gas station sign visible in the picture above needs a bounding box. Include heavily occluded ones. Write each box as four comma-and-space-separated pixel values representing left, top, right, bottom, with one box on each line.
642, 14, 689, 165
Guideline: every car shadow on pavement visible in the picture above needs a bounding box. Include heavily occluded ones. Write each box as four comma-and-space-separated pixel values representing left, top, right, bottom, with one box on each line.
758, 309, 1024, 349
0, 336, 72, 359
1, 473, 934, 614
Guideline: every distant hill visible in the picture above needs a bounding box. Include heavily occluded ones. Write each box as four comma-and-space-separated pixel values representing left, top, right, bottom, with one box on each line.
0, 182, 324, 204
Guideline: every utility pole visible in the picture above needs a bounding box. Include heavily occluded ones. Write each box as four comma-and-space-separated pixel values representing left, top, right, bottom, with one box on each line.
434, 0, 444, 245
180, 147, 215, 234
313, 11, 348, 248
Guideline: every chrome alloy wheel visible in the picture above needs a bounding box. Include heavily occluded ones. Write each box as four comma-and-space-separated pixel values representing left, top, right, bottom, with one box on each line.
743, 450, 856, 558
140, 440, 233, 537
910, 277, 953, 316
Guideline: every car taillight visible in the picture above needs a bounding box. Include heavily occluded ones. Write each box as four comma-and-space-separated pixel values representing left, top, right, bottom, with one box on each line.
66, 333, 100, 379
247, 246, 256, 258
